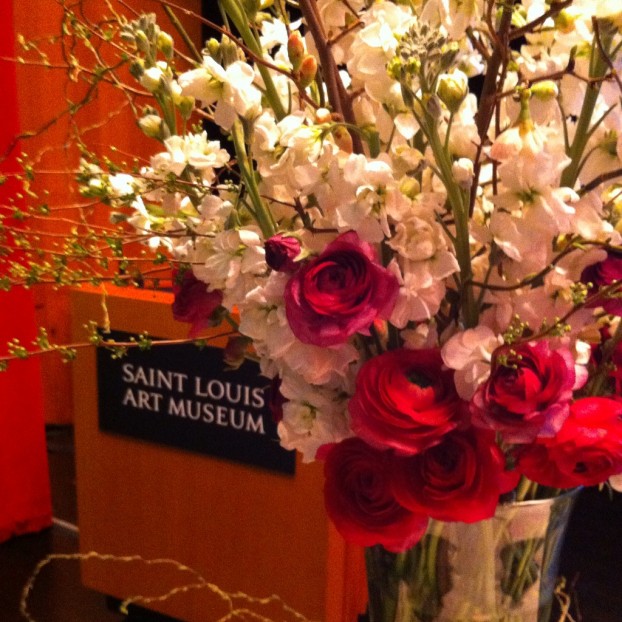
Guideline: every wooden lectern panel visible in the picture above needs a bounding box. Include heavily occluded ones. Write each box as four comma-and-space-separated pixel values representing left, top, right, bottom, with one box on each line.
71, 285, 367, 621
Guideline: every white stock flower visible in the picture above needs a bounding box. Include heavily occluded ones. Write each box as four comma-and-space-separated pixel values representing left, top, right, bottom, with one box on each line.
277, 374, 352, 462
420, 0, 483, 40
441, 326, 503, 399
179, 58, 261, 129
238, 273, 360, 386
192, 228, 265, 302
162, 133, 230, 181
347, 2, 416, 103
389, 259, 454, 326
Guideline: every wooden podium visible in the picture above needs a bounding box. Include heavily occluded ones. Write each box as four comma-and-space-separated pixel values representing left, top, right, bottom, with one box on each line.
70, 285, 367, 621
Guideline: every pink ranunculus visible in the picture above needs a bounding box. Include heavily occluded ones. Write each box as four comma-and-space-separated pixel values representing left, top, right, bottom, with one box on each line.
391, 427, 519, 523
515, 397, 622, 488
265, 233, 301, 273
284, 231, 399, 346
349, 348, 466, 455
172, 269, 223, 337
470, 341, 577, 443
581, 252, 622, 315
323, 438, 429, 552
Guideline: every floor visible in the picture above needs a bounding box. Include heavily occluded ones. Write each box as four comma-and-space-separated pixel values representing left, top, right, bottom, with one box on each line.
1, 426, 621, 621
0, 426, 178, 622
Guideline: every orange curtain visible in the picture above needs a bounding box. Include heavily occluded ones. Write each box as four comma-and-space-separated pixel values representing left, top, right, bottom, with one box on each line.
0, 0, 52, 542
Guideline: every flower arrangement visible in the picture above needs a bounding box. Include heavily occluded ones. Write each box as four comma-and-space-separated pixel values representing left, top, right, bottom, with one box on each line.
4, 0, 622, 619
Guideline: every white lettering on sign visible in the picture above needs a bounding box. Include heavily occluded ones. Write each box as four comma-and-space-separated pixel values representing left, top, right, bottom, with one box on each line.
122, 363, 188, 392
167, 397, 266, 434
118, 362, 268, 437
121, 387, 164, 411
194, 378, 265, 408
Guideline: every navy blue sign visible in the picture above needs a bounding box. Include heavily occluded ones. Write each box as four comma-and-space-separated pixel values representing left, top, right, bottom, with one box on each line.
97, 330, 295, 475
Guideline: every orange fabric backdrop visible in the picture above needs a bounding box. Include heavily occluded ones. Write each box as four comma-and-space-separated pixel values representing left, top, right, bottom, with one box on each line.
0, 0, 52, 542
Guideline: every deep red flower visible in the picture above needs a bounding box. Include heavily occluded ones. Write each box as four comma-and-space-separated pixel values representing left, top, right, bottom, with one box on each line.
323, 438, 428, 552
265, 233, 301, 273
515, 397, 622, 488
581, 252, 622, 315
470, 341, 578, 443
284, 231, 399, 346
391, 427, 519, 522
349, 348, 466, 455
172, 269, 223, 337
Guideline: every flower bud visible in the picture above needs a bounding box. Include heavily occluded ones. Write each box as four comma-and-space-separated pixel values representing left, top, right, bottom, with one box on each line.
157, 31, 174, 60
554, 9, 578, 33
129, 59, 145, 80
220, 35, 241, 66
265, 233, 301, 272
140, 66, 163, 92
437, 70, 468, 113
206, 38, 220, 58
134, 29, 150, 53
177, 96, 195, 121
315, 108, 332, 124
399, 176, 420, 199
332, 126, 353, 153
531, 80, 559, 102
423, 93, 443, 120
138, 114, 164, 139
452, 158, 474, 190
298, 55, 318, 88
287, 32, 305, 71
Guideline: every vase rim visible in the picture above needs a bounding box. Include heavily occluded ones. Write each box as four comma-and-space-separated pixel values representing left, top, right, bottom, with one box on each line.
501, 486, 581, 509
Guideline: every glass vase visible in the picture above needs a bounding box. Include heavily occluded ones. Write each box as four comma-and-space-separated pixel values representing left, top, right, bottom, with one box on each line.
364, 489, 579, 622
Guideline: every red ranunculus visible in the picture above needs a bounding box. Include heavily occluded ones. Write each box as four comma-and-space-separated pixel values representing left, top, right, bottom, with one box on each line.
323, 438, 428, 552
391, 427, 519, 523
284, 231, 399, 346
172, 269, 223, 337
515, 397, 622, 488
470, 341, 578, 443
349, 348, 466, 455
581, 252, 622, 315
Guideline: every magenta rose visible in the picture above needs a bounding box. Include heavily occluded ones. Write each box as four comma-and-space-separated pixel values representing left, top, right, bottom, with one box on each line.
391, 428, 519, 523
265, 233, 301, 273
516, 397, 622, 488
581, 252, 622, 315
284, 231, 399, 346
323, 438, 428, 552
349, 348, 466, 455
470, 341, 578, 443
172, 270, 223, 337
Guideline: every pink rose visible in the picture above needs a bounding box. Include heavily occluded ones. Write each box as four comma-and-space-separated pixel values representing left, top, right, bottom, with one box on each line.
284, 231, 399, 346
470, 341, 577, 443
349, 348, 466, 455
391, 428, 519, 523
172, 270, 223, 338
516, 397, 622, 488
323, 438, 428, 552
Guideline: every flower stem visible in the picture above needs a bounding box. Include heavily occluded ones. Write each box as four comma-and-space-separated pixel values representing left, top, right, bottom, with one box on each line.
425, 122, 477, 328
560, 20, 615, 188
230, 120, 276, 238
218, 0, 286, 120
